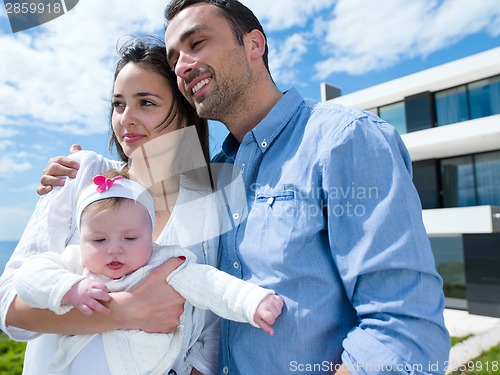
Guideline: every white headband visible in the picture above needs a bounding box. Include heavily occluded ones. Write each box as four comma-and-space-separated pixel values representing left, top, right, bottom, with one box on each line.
76, 175, 155, 231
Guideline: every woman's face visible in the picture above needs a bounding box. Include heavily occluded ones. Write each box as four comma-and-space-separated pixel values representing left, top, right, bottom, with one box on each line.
112, 62, 178, 157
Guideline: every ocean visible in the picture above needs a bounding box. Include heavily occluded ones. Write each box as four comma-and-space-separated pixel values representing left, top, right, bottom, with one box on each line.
0, 240, 18, 273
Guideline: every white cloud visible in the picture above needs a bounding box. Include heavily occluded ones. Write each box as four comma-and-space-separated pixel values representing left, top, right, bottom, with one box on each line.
0, 156, 32, 176
487, 13, 500, 35
0, 127, 18, 139
269, 33, 309, 84
1, 0, 167, 135
236, 0, 500, 90
312, 0, 500, 79
0, 136, 37, 180
242, 0, 334, 31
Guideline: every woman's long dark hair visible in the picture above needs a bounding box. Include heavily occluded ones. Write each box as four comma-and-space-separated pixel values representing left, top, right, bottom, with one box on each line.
109, 35, 210, 164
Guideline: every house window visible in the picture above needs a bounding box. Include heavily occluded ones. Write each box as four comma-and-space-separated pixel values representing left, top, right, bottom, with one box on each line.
474, 150, 500, 206
441, 156, 476, 207
468, 75, 500, 119
435, 85, 469, 126
429, 235, 466, 300
378, 101, 406, 134
412, 159, 441, 209
440, 150, 500, 208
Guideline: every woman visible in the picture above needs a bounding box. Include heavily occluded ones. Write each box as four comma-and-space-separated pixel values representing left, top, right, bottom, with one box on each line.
0, 37, 221, 375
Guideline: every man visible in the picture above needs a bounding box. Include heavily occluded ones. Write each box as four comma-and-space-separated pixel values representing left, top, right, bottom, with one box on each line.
163, 1, 449, 374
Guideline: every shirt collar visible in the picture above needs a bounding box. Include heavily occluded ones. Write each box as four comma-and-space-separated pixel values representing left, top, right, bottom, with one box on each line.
220, 88, 304, 157
219, 132, 240, 163
250, 88, 303, 153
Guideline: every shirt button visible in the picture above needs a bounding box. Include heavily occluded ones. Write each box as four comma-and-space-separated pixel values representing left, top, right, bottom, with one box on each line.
233, 211, 240, 220
233, 261, 240, 269
223, 366, 229, 374
267, 197, 275, 206
261, 140, 268, 148
240, 164, 245, 173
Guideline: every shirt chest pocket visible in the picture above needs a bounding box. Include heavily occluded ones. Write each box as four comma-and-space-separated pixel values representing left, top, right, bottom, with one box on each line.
250, 187, 324, 235
244, 188, 303, 253
250, 189, 297, 228
255, 190, 295, 206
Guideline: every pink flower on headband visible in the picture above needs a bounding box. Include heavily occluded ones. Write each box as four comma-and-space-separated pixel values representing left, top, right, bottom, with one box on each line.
93, 175, 122, 193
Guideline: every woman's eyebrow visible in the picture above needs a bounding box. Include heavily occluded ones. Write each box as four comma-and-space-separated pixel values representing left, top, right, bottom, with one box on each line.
112, 92, 162, 99
134, 92, 162, 99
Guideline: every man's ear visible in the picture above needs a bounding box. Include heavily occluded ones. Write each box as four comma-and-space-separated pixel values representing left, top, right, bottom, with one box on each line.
246, 29, 266, 61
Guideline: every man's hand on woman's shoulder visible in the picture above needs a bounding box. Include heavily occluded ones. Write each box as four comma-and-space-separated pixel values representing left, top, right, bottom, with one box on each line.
37, 144, 82, 195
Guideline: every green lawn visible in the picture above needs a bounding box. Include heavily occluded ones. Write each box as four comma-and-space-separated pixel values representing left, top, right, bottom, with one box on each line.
450, 345, 500, 374
451, 334, 473, 347
0, 332, 26, 375
450, 336, 500, 375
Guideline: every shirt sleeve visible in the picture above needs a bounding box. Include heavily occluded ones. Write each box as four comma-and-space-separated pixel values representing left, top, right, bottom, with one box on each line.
13, 245, 86, 315
0, 151, 123, 340
321, 114, 450, 374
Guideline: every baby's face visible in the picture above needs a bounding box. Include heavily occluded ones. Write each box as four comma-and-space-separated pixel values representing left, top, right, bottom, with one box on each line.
79, 200, 153, 279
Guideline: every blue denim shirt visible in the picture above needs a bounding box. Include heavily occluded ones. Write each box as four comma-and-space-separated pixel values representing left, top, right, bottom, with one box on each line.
214, 88, 450, 375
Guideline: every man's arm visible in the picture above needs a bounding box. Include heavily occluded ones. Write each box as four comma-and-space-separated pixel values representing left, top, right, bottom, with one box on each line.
324, 115, 449, 374
37, 144, 82, 195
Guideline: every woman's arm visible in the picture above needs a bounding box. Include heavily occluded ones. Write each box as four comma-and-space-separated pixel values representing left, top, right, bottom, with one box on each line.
6, 257, 186, 334
7, 296, 122, 334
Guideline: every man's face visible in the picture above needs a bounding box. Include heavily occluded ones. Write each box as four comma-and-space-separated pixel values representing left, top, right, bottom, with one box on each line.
164, 3, 253, 121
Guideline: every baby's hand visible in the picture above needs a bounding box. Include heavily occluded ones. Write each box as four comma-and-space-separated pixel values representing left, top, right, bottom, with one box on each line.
61, 278, 111, 316
254, 294, 284, 335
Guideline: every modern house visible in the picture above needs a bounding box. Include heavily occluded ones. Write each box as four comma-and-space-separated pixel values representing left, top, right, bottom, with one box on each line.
325, 47, 500, 317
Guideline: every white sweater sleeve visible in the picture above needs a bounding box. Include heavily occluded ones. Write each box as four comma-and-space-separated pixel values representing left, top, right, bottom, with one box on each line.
167, 262, 274, 328
13, 245, 86, 315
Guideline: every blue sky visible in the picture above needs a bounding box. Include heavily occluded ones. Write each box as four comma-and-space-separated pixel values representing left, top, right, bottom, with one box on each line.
1, 0, 500, 241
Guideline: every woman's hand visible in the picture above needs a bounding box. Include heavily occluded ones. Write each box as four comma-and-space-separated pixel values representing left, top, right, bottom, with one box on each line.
115, 257, 186, 333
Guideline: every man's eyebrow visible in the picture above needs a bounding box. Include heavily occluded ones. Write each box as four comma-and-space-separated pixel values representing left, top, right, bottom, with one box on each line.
166, 25, 210, 62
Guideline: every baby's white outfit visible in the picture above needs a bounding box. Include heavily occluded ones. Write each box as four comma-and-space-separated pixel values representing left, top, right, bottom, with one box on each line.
14, 243, 273, 375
